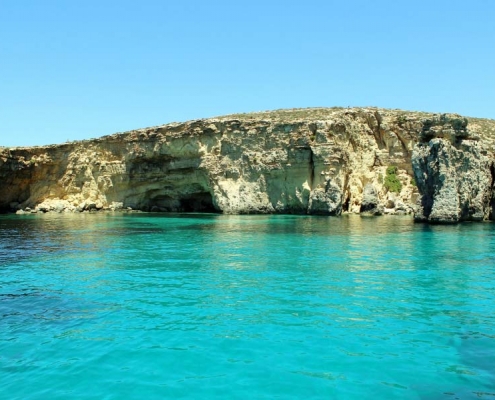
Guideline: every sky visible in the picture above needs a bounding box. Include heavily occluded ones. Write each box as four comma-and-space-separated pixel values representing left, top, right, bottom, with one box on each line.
1, 0, 494, 147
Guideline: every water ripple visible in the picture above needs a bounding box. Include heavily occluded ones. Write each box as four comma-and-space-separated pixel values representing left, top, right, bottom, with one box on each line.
0, 214, 494, 399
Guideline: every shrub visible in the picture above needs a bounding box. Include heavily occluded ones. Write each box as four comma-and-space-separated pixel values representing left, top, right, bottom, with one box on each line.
451, 117, 468, 131
384, 165, 402, 193
386, 165, 397, 175
397, 114, 407, 125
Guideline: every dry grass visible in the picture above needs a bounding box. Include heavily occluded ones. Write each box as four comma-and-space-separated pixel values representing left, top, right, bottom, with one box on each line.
217, 107, 347, 121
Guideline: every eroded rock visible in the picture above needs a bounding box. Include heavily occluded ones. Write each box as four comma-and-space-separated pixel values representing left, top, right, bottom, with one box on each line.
413, 138, 493, 222
360, 184, 383, 215
0, 108, 494, 222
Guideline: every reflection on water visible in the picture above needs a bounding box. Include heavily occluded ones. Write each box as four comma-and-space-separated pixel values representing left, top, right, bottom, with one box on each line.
0, 213, 494, 399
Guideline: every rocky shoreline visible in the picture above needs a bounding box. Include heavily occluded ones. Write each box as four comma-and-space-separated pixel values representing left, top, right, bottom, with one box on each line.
1, 107, 494, 223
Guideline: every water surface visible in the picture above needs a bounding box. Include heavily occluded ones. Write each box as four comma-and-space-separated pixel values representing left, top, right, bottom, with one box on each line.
1, 213, 494, 399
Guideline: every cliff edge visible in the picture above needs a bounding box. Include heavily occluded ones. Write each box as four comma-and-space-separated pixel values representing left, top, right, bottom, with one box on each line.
1, 107, 494, 222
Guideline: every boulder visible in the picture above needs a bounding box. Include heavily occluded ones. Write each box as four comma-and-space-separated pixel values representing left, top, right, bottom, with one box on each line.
360, 184, 383, 215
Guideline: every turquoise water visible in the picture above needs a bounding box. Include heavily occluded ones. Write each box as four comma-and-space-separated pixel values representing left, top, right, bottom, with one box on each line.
1, 213, 494, 399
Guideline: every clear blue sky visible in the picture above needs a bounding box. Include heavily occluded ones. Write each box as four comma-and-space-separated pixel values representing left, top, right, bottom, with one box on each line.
1, 0, 494, 147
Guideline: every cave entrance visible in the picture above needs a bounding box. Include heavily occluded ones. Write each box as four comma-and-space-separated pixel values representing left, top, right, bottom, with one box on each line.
148, 192, 217, 213
179, 192, 217, 212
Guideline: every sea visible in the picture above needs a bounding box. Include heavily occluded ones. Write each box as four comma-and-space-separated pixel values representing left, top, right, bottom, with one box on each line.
1, 213, 494, 399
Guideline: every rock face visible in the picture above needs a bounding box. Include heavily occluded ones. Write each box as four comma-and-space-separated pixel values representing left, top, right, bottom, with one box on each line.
412, 114, 495, 222
1, 107, 494, 222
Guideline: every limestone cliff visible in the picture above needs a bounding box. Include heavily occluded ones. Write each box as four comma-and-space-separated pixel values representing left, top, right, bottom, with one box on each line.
1, 107, 494, 222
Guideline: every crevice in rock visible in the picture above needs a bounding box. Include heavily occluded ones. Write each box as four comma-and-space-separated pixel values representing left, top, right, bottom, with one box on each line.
308, 123, 317, 140
417, 144, 439, 220
371, 111, 386, 150
342, 193, 350, 212
395, 130, 410, 155
341, 173, 350, 213
309, 148, 315, 190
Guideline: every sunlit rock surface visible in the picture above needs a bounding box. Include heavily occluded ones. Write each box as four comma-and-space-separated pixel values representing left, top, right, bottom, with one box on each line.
1, 107, 494, 222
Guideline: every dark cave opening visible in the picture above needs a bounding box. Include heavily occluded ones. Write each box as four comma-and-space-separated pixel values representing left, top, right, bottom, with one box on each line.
179, 192, 217, 213
147, 192, 218, 213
